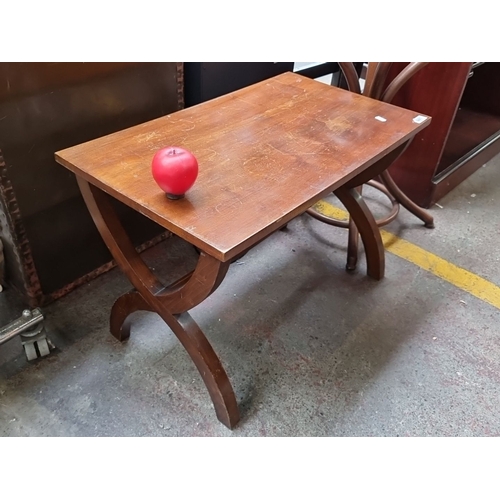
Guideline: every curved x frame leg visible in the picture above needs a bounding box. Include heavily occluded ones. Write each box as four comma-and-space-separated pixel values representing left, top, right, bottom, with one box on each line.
77, 178, 240, 429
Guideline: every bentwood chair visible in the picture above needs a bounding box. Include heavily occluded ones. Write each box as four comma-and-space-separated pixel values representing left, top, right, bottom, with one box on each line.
307, 62, 434, 271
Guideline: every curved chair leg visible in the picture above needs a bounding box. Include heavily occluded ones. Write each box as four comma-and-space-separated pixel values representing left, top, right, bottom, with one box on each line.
335, 185, 385, 280
381, 170, 434, 228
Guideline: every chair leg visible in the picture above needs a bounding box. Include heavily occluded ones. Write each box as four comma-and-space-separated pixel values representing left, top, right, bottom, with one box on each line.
381, 170, 434, 228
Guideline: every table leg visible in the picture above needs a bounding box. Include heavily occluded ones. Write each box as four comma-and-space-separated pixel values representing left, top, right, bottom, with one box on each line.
345, 185, 363, 272
77, 178, 240, 429
335, 185, 385, 280
110, 290, 152, 342
307, 143, 407, 277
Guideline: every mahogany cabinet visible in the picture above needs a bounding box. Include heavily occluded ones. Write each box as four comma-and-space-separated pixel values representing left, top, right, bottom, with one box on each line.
386, 62, 500, 208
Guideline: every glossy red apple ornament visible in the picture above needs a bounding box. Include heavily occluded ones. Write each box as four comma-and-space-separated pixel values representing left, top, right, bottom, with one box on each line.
151, 146, 198, 200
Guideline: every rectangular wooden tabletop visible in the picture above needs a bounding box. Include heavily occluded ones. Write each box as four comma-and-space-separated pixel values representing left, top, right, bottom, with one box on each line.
55, 72, 430, 262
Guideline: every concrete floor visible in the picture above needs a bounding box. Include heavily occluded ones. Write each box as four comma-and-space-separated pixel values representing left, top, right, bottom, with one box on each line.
1, 155, 500, 437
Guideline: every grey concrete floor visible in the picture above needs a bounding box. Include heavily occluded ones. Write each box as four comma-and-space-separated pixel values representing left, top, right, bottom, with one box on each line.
1, 155, 500, 437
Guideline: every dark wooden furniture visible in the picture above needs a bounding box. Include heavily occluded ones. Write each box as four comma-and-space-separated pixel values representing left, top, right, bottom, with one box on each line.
384, 62, 500, 208
55, 72, 430, 428
0, 63, 183, 307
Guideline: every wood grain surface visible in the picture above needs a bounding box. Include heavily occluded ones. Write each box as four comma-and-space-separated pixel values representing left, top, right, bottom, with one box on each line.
56, 72, 429, 262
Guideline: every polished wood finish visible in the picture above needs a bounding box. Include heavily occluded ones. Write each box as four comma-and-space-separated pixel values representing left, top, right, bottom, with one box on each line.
56, 72, 429, 428
430, 64, 500, 203
57, 72, 428, 263
382, 62, 500, 207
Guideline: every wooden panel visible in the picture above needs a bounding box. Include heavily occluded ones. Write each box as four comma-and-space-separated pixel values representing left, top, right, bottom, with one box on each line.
56, 72, 429, 262
0, 63, 139, 101
0, 62, 183, 305
1, 63, 181, 218
386, 63, 471, 207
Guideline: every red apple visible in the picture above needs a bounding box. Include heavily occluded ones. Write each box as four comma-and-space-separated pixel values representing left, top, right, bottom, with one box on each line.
151, 146, 198, 199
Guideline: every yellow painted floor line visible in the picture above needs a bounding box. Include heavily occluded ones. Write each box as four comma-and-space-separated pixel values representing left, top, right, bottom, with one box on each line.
313, 200, 500, 310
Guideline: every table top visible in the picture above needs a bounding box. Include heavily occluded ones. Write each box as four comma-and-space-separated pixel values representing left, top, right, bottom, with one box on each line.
56, 72, 430, 262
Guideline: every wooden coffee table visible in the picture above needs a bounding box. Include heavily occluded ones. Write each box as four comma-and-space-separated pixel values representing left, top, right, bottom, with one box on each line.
55, 72, 430, 429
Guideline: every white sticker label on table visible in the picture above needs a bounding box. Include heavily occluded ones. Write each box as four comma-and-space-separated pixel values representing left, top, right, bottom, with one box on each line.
413, 115, 428, 124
